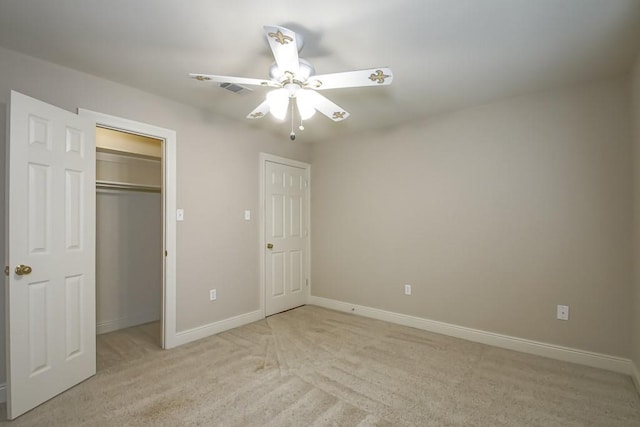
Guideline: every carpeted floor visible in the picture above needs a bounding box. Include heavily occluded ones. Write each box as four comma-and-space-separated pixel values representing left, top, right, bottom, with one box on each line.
1, 305, 639, 426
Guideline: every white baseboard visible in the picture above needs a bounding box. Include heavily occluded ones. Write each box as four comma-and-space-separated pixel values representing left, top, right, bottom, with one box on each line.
0, 312, 264, 403
308, 296, 633, 375
4, 301, 636, 404
170, 309, 263, 348
632, 362, 640, 397
96, 312, 160, 335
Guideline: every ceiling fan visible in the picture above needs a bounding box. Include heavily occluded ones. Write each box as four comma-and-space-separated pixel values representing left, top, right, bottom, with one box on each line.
190, 25, 393, 140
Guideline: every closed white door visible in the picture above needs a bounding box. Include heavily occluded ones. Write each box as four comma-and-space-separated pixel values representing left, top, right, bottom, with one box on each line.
6, 91, 96, 419
264, 159, 309, 316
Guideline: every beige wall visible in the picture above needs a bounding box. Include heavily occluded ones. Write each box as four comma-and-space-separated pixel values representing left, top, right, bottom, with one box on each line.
311, 79, 633, 357
1, 42, 638, 390
96, 127, 162, 158
95, 151, 163, 333
0, 46, 311, 384
96, 152, 161, 188
632, 53, 640, 374
96, 190, 162, 333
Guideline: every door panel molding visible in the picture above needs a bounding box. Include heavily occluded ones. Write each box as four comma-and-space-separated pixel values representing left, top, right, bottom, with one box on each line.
7, 91, 96, 418
259, 153, 311, 316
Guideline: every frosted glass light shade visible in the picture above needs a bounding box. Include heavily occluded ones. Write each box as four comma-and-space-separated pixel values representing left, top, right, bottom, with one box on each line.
296, 89, 316, 120
266, 89, 289, 120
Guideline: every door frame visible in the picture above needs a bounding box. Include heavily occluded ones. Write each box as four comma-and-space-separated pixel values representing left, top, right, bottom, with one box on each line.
259, 153, 311, 316
78, 109, 178, 349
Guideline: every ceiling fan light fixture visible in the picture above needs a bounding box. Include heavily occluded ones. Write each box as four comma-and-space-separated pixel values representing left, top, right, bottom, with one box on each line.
190, 25, 393, 137
296, 89, 316, 120
266, 88, 289, 120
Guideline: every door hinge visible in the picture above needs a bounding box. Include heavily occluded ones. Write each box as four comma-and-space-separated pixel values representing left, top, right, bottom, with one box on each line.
306, 278, 309, 286
165, 250, 168, 256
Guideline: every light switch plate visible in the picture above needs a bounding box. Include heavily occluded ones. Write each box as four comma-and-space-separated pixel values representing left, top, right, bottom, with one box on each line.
177, 209, 184, 221
244, 210, 251, 220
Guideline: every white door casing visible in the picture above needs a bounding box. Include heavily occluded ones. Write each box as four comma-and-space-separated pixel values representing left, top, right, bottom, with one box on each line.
262, 155, 310, 316
6, 91, 96, 419
78, 108, 177, 349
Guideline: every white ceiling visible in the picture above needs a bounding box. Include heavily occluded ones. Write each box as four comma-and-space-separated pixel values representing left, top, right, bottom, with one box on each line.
0, 0, 639, 143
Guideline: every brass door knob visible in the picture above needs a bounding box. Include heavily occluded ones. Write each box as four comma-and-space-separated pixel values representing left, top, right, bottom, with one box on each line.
267, 243, 273, 249
15, 265, 32, 276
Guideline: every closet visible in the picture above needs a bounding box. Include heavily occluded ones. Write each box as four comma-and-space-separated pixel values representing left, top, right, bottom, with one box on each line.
95, 127, 163, 342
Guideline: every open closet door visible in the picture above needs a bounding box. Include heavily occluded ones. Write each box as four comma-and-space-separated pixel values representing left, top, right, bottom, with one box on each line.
6, 91, 96, 419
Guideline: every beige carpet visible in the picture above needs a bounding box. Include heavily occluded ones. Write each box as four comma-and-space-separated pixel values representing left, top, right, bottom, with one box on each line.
2, 305, 639, 426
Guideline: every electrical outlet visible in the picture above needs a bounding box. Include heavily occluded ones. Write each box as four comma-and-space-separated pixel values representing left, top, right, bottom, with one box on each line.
404, 284, 412, 295
557, 304, 569, 320
209, 289, 217, 301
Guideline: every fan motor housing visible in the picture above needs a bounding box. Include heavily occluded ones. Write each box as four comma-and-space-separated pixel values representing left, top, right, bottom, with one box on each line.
269, 58, 315, 84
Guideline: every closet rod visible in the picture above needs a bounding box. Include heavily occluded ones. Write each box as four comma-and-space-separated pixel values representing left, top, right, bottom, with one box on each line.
96, 180, 161, 193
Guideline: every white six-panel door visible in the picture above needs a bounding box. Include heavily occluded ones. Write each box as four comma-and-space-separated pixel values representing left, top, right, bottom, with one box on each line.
264, 159, 309, 316
7, 91, 96, 419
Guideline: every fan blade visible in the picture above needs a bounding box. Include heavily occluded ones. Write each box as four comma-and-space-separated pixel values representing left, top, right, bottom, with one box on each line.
246, 100, 270, 120
264, 25, 300, 76
306, 67, 393, 90
189, 73, 277, 88
304, 90, 350, 122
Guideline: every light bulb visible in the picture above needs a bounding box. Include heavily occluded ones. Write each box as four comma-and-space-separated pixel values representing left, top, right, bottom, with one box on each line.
266, 89, 289, 120
296, 89, 316, 120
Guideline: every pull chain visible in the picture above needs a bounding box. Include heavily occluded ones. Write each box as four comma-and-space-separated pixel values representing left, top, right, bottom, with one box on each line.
289, 99, 296, 141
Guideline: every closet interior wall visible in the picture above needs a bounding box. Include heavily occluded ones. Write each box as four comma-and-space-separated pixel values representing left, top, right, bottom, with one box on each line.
95, 127, 163, 335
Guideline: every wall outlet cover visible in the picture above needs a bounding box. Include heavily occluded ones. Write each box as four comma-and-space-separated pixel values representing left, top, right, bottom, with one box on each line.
557, 304, 569, 321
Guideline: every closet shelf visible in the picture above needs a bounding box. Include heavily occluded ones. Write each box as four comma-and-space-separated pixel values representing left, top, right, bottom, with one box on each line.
96, 180, 161, 193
